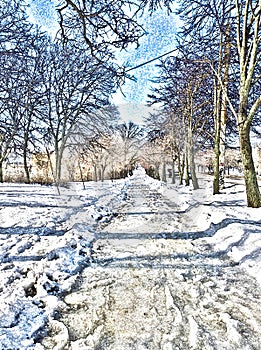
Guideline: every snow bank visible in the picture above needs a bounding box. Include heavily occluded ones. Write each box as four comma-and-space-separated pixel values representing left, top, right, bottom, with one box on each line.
175, 177, 261, 286
0, 178, 129, 349
0, 171, 260, 349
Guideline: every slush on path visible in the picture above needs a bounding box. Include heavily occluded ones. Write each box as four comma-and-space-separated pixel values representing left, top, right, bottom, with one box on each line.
0, 166, 260, 349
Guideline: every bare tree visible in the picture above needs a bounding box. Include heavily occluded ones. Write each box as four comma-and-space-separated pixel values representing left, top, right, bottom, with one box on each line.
17, 30, 50, 183
233, 0, 261, 207
144, 111, 180, 183
0, 79, 21, 182
56, 0, 174, 53
148, 56, 213, 189
177, 0, 261, 207
115, 121, 144, 177
56, 0, 176, 92
176, 0, 235, 193
41, 42, 117, 182
0, 0, 34, 182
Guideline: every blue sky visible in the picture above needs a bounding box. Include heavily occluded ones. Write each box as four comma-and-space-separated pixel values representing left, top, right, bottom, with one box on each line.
27, 1, 180, 124
114, 9, 179, 105
26, 0, 59, 35
112, 8, 180, 123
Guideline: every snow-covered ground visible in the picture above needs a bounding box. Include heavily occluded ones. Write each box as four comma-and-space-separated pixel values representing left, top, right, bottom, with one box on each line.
0, 167, 260, 349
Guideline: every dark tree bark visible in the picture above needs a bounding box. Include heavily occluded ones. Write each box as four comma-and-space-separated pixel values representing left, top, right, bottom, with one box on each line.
235, 1, 261, 207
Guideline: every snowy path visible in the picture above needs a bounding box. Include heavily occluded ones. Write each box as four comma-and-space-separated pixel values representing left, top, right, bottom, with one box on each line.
45, 172, 261, 350
0, 170, 261, 349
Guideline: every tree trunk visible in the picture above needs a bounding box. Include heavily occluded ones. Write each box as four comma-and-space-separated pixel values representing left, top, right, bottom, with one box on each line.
239, 125, 261, 207
189, 146, 199, 190
55, 141, 66, 183
101, 166, 105, 182
219, 25, 230, 190
56, 152, 62, 183
98, 167, 102, 181
78, 161, 86, 190
23, 103, 33, 184
171, 159, 176, 184
46, 147, 60, 195
233, 2, 261, 207
185, 151, 190, 187
213, 138, 220, 194
23, 144, 30, 184
155, 164, 160, 180
0, 160, 3, 183
161, 159, 167, 182
188, 127, 199, 190
213, 34, 223, 195
101, 162, 108, 182
178, 153, 185, 185
94, 164, 98, 182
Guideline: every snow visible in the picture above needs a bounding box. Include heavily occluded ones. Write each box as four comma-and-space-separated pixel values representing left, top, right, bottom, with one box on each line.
0, 167, 260, 349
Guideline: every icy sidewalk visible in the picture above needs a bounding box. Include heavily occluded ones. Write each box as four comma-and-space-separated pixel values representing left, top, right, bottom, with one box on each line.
0, 171, 261, 349
44, 172, 260, 350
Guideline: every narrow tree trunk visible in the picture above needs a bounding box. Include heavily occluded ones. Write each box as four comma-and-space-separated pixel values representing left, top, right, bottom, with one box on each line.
155, 164, 160, 180
23, 107, 33, 184
178, 153, 185, 185
55, 141, 66, 183
94, 164, 98, 182
98, 167, 102, 181
213, 115, 221, 194
185, 151, 190, 187
188, 127, 199, 190
239, 125, 261, 207
171, 159, 176, 184
56, 152, 62, 183
161, 159, 167, 182
23, 146, 30, 184
0, 160, 3, 183
78, 161, 86, 190
219, 104, 226, 190
101, 164, 107, 182
219, 25, 230, 190
213, 46, 222, 194
46, 147, 60, 195
190, 147, 199, 190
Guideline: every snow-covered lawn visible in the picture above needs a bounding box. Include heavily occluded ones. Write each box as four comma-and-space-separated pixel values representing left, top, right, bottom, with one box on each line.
0, 167, 260, 349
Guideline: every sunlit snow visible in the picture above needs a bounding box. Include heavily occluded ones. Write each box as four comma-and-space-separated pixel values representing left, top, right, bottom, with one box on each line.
0, 167, 260, 349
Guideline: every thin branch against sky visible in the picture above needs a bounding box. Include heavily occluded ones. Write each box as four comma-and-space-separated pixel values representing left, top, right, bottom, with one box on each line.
25, 1, 181, 123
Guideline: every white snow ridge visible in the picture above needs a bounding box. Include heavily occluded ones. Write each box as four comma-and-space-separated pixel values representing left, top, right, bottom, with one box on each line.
0, 168, 261, 349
